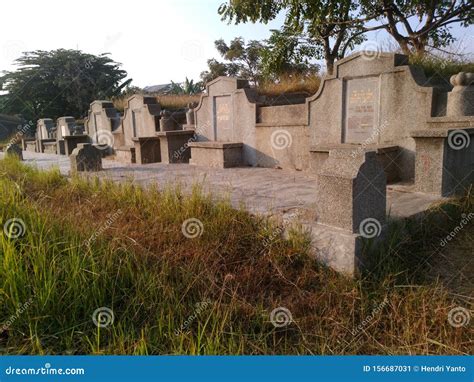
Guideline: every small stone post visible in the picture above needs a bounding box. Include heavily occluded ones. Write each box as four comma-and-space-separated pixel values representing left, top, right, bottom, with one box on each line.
70, 143, 102, 173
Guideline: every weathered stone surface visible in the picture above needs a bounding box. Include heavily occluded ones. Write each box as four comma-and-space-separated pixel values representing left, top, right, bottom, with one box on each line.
309, 144, 400, 183
447, 72, 474, 116
317, 149, 386, 232
70, 143, 102, 172
189, 141, 243, 168
412, 128, 474, 196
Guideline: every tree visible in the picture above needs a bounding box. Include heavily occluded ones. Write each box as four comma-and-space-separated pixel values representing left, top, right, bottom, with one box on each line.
361, 1, 474, 56
200, 38, 265, 84
219, 0, 473, 71
219, 1, 368, 74
261, 29, 320, 79
0, 49, 131, 121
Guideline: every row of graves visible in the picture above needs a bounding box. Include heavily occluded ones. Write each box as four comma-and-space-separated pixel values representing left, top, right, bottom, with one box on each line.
11, 52, 474, 275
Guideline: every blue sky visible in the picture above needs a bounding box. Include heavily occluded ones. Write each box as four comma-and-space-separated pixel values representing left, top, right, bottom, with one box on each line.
0, 0, 472, 87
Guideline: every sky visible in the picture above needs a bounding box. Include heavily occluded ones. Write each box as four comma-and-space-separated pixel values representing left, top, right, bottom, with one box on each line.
0, 0, 473, 88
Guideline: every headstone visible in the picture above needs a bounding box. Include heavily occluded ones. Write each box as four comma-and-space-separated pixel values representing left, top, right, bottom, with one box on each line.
70, 143, 102, 172
5, 144, 23, 160
122, 95, 161, 145
84, 101, 121, 150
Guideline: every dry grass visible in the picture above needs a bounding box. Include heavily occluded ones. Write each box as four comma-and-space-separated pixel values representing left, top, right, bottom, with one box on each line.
257, 75, 321, 96
0, 157, 472, 355
113, 94, 201, 112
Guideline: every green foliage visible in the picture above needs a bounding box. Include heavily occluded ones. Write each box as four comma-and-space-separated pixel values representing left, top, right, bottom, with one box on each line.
219, 0, 473, 71
201, 38, 265, 84
202, 36, 320, 84
261, 29, 321, 80
169, 77, 203, 95
0, 49, 130, 121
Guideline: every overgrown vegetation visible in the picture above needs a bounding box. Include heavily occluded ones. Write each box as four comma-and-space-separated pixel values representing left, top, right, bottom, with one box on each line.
0, 157, 472, 355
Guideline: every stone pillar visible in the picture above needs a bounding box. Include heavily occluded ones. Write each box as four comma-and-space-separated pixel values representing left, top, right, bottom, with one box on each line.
186, 103, 196, 126
310, 149, 386, 275
412, 128, 474, 196
70, 143, 102, 173
447, 72, 474, 117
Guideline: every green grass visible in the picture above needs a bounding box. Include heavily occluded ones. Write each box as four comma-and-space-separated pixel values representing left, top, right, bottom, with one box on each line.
0, 157, 472, 355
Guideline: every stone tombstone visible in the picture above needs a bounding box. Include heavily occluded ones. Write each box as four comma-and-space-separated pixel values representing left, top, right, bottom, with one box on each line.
317, 149, 386, 233
56, 116, 76, 140
447, 72, 474, 116
122, 95, 161, 146
307, 52, 448, 181
85, 100, 121, 145
194, 77, 252, 143
343, 77, 380, 143
70, 143, 102, 172
5, 144, 23, 160
36, 118, 55, 140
